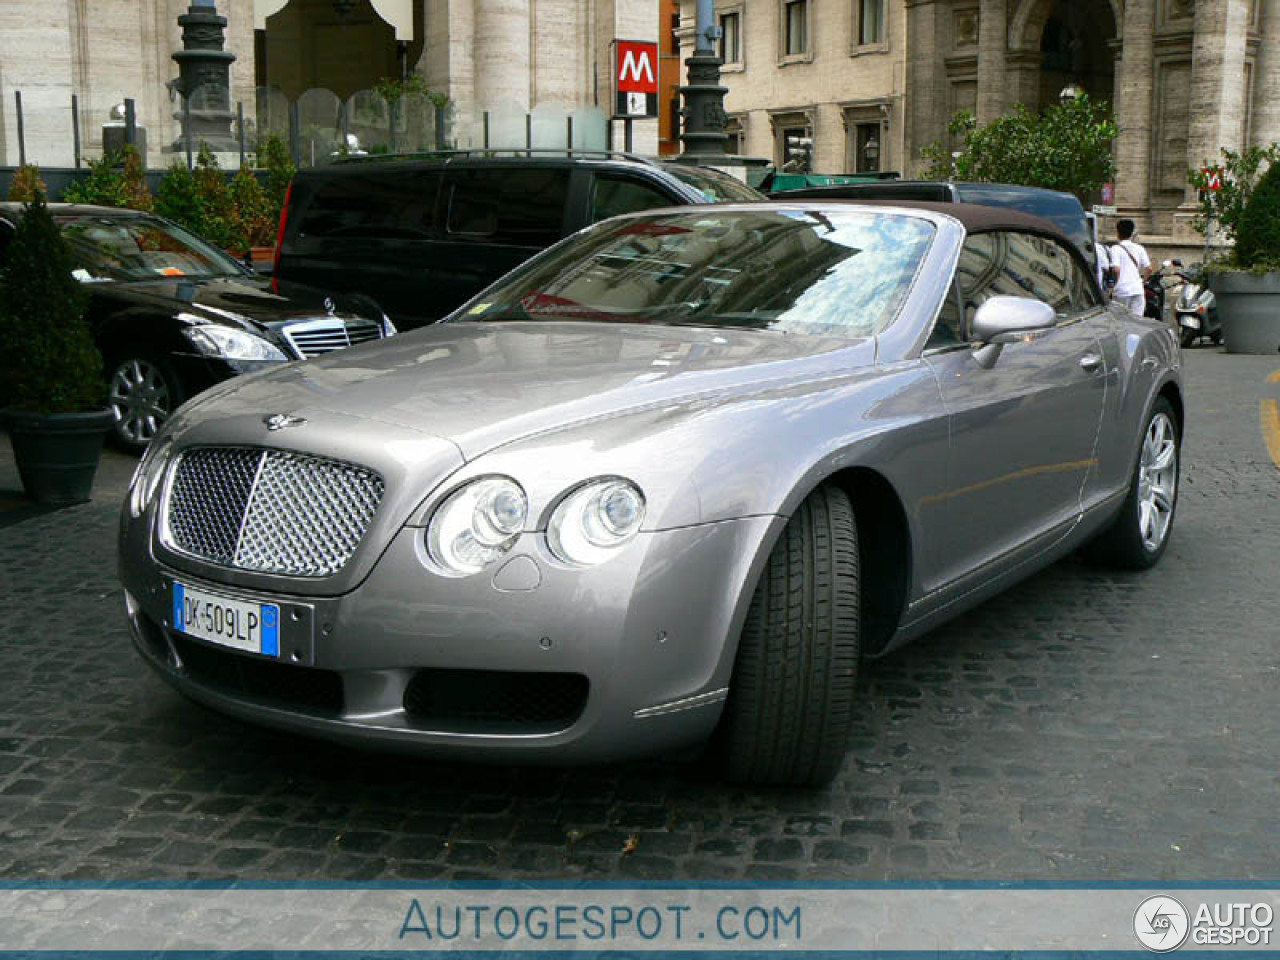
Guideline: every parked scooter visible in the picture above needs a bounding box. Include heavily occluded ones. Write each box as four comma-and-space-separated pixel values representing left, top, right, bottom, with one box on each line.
1144, 259, 1182, 323
1174, 263, 1221, 348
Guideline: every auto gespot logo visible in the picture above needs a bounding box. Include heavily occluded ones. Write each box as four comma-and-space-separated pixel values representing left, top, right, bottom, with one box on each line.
1134, 896, 1275, 951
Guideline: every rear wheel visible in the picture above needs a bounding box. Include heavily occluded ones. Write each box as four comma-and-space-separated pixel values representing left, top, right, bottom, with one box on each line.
107, 353, 183, 455
716, 483, 860, 786
1084, 397, 1179, 569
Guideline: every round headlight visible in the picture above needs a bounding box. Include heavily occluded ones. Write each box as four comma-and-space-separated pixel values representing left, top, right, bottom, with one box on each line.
129, 437, 173, 518
548, 479, 646, 567
426, 476, 528, 577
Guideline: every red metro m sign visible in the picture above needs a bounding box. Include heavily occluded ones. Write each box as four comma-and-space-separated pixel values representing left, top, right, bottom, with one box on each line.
614, 40, 658, 118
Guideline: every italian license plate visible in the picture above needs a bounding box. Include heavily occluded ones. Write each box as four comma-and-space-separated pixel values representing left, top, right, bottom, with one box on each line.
172, 581, 279, 656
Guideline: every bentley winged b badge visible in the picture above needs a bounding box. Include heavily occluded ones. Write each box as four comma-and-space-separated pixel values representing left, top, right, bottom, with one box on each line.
263, 414, 307, 431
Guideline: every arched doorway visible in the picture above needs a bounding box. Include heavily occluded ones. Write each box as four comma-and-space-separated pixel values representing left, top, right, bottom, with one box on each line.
254, 0, 424, 102
1012, 0, 1119, 112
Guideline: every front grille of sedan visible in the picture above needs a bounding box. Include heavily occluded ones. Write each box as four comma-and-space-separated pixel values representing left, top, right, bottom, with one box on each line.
403, 669, 590, 734
282, 316, 383, 359
161, 447, 385, 577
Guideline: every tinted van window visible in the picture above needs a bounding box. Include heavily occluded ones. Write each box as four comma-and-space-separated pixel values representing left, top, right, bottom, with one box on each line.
297, 171, 439, 239
590, 175, 678, 221
445, 168, 569, 246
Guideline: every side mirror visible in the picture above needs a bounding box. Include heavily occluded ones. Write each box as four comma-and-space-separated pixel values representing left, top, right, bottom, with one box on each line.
971, 296, 1056, 343
970, 296, 1056, 369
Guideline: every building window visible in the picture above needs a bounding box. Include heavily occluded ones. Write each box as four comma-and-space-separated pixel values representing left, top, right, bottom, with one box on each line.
720, 11, 741, 64
781, 126, 813, 172
857, 0, 885, 45
853, 122, 882, 172
784, 0, 808, 56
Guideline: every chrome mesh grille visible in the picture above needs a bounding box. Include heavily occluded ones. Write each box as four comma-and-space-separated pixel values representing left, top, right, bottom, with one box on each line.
165, 448, 261, 566
162, 447, 384, 577
283, 317, 383, 359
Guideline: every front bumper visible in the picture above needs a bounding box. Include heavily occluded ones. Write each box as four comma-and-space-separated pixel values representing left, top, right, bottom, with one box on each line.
120, 515, 782, 764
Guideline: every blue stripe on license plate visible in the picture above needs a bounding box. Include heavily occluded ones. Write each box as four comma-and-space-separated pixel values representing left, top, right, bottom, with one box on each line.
260, 605, 279, 657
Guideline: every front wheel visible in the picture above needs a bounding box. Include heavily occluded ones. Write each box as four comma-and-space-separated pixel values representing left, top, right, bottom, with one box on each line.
716, 483, 861, 786
1084, 397, 1180, 569
1179, 327, 1197, 349
107, 354, 183, 455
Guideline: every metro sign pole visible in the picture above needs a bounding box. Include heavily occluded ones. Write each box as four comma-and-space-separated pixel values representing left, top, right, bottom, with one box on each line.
678, 0, 728, 156
614, 40, 658, 152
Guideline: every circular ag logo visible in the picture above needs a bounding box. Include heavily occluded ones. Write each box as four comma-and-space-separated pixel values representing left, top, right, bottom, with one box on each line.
1134, 896, 1190, 952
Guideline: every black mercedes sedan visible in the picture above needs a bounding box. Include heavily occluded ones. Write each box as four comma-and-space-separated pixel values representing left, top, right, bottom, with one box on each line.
0, 203, 395, 453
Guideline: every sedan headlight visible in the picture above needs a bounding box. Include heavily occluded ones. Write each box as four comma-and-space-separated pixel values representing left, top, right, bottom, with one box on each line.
182, 323, 287, 361
547, 479, 645, 567
426, 476, 528, 577
129, 435, 174, 518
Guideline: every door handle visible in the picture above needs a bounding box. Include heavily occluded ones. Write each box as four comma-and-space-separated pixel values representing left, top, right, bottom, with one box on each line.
1079, 353, 1103, 372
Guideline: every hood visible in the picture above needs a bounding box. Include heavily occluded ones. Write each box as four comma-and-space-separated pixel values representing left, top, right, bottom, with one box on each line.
87, 275, 375, 331
180, 320, 872, 460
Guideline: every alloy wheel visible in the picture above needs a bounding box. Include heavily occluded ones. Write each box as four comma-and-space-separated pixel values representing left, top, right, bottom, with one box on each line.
109, 357, 172, 446
1136, 411, 1177, 552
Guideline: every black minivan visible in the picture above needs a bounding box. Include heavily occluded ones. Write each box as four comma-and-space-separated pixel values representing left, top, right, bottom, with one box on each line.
274, 152, 762, 329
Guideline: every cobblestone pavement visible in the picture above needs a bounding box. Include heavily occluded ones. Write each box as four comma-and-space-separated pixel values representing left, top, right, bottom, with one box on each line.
1, 348, 1278, 882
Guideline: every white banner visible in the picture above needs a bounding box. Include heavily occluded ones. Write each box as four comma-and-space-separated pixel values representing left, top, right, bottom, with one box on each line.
0, 886, 1276, 953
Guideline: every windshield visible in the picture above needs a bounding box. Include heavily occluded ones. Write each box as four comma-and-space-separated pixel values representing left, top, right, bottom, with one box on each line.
662, 164, 764, 204
461, 208, 935, 340
58, 215, 246, 282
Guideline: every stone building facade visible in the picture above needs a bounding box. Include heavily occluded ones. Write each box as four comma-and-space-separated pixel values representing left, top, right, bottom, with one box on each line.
676, 0, 907, 174
680, 0, 1280, 252
0, 0, 659, 169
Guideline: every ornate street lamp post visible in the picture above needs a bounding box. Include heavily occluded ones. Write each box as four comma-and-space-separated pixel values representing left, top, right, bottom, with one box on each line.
678, 0, 728, 157
170, 0, 238, 155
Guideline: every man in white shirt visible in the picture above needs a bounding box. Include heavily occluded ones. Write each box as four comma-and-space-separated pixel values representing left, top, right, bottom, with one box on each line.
1110, 219, 1151, 316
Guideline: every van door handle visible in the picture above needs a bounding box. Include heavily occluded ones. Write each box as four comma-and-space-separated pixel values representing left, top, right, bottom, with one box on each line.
1079, 353, 1103, 372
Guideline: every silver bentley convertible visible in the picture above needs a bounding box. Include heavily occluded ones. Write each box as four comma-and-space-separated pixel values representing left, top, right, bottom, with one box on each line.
118, 202, 1182, 785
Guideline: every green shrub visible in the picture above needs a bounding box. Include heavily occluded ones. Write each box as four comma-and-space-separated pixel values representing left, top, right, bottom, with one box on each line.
1187, 144, 1279, 243
0, 194, 104, 412
257, 134, 296, 220
1233, 159, 1280, 270
154, 160, 205, 236
191, 144, 238, 251
229, 165, 275, 249
7, 164, 46, 202
62, 146, 152, 210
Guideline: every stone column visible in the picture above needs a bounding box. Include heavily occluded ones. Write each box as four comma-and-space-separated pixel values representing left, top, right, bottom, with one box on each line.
1250, 0, 1280, 147
904, 0, 941, 175
1184, 0, 1250, 185
1113, 0, 1156, 219
473, 0, 531, 112
975, 0, 1008, 122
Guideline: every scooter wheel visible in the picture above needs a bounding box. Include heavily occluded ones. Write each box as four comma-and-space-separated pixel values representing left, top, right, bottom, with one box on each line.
1179, 328, 1197, 349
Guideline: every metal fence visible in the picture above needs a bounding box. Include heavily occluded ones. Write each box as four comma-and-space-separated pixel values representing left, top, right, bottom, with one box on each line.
1, 85, 610, 173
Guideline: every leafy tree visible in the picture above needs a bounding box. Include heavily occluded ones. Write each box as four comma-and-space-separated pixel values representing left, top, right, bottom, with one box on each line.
921, 94, 1117, 201
7, 164, 47, 202
1187, 144, 1280, 243
0, 194, 104, 412
61, 146, 152, 210
1232, 158, 1280, 270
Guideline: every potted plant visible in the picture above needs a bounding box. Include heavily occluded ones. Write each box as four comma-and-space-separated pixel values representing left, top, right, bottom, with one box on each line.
1190, 144, 1280, 354
0, 194, 113, 504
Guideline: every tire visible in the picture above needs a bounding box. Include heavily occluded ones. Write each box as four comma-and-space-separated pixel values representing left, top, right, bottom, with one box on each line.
106, 353, 184, 455
1179, 328, 1197, 349
1084, 397, 1180, 570
717, 483, 861, 786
